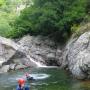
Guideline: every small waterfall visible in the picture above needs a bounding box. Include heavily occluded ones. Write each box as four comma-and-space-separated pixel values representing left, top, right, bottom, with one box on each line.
26, 55, 47, 67
17, 45, 47, 67
0, 36, 58, 68
0, 36, 46, 68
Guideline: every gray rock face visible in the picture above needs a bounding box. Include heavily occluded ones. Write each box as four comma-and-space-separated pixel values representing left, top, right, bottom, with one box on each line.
0, 35, 62, 73
1, 31, 90, 79
0, 65, 10, 73
64, 32, 90, 79
0, 44, 15, 62
0, 36, 44, 73
9, 64, 16, 70
2, 31, 90, 80
18, 35, 62, 66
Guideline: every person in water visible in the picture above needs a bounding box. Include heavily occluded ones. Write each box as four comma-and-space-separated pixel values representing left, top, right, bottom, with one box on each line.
25, 73, 34, 81
16, 78, 30, 90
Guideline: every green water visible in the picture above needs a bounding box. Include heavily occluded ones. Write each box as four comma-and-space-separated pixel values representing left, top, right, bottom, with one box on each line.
0, 68, 90, 90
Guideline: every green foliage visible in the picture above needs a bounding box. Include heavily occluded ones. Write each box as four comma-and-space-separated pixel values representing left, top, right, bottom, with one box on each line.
0, 0, 5, 6
0, 1, 16, 37
0, 0, 89, 40
0, 0, 31, 37
86, 0, 90, 13
12, 0, 87, 39
0, 16, 12, 37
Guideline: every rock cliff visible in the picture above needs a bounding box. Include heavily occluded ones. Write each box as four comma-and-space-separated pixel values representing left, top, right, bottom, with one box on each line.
64, 32, 90, 79
1, 30, 90, 80
0, 35, 62, 73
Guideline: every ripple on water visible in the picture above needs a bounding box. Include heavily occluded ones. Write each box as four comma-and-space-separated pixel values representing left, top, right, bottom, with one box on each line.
1, 68, 90, 90
8, 73, 50, 81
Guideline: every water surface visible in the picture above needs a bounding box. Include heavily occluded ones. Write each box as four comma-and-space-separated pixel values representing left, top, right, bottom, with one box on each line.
0, 68, 90, 90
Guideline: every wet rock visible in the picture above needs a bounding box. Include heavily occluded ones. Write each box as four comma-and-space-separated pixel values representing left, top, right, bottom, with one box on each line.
0, 65, 10, 73
19, 35, 63, 66
9, 64, 16, 70
0, 35, 63, 73
15, 64, 27, 70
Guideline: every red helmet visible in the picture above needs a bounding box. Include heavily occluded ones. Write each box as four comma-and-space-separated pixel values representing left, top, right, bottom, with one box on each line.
18, 78, 25, 85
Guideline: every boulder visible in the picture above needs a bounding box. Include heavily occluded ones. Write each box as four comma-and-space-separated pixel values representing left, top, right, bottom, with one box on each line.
0, 65, 10, 73
15, 64, 27, 70
0, 36, 45, 73
19, 35, 63, 66
9, 64, 16, 70
64, 32, 90, 79
0, 35, 63, 73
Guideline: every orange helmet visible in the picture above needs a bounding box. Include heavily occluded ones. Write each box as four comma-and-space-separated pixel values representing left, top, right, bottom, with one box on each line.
18, 78, 25, 85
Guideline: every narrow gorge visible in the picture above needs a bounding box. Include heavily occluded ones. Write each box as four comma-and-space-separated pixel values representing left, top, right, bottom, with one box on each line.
1, 23, 90, 80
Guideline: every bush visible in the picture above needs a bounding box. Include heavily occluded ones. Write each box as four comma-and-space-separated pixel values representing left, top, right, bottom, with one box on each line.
0, 13, 13, 37
10, 0, 88, 39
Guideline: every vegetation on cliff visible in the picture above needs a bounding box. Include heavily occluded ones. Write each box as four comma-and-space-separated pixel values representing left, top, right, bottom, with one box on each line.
0, 0, 32, 37
0, 0, 90, 41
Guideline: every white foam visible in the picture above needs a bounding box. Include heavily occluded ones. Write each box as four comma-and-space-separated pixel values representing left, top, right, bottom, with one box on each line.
9, 73, 50, 81
29, 74, 50, 80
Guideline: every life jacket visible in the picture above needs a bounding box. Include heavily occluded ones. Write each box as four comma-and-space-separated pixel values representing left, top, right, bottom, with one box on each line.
16, 85, 30, 90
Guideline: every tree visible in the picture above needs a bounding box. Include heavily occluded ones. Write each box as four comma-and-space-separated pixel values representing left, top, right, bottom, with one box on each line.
12, 0, 87, 39
0, 0, 5, 6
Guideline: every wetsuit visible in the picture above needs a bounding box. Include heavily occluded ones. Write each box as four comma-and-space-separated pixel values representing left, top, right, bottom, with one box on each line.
16, 85, 30, 90
26, 76, 34, 81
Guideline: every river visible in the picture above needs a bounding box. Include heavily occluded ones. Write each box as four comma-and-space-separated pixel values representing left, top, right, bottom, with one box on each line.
0, 68, 90, 90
